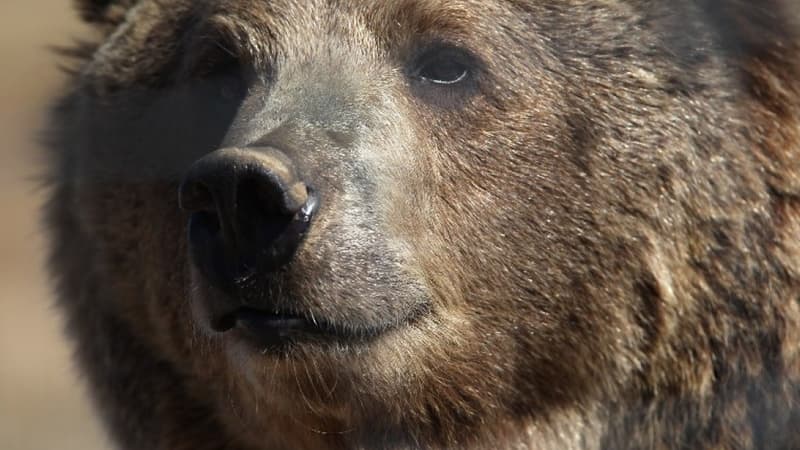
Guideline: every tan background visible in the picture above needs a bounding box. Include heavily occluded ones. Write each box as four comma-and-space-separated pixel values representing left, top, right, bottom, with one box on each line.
0, 1, 109, 449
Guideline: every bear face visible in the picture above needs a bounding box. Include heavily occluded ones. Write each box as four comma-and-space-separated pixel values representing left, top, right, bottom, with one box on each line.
47, 0, 800, 449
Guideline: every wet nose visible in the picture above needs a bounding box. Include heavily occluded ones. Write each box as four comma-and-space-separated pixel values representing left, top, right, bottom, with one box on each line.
179, 147, 319, 291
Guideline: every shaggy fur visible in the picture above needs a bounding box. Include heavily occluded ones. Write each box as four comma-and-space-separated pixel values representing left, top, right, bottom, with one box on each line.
46, 1, 800, 449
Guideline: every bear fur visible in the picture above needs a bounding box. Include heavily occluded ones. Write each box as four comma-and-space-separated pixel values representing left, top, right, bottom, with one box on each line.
45, 0, 800, 449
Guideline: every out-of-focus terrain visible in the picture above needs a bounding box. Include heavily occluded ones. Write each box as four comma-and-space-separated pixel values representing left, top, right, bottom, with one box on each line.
0, 2, 108, 449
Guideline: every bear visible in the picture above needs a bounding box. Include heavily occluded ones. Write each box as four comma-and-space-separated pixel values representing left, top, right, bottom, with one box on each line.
44, 0, 800, 449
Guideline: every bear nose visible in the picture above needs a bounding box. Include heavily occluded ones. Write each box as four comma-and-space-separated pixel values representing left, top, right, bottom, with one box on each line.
179, 147, 319, 291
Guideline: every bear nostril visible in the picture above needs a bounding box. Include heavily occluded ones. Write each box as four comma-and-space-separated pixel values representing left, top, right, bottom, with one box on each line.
238, 176, 303, 222
236, 177, 296, 247
178, 180, 216, 215
189, 211, 221, 237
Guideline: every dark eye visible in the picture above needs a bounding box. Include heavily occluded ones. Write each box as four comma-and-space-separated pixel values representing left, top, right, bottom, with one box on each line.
412, 46, 475, 86
180, 44, 248, 101
209, 59, 247, 101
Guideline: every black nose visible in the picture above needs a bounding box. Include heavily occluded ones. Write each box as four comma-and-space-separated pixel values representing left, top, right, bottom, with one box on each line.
179, 147, 319, 292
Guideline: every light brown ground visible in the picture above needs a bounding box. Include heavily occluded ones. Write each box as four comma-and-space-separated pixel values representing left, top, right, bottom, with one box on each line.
0, 2, 108, 449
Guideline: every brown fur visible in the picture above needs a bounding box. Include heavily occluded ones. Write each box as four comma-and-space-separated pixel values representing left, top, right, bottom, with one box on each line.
46, 1, 800, 449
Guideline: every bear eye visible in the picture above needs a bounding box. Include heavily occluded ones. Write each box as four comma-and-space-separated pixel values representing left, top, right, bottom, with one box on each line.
417, 54, 468, 85
181, 44, 248, 101
411, 46, 475, 86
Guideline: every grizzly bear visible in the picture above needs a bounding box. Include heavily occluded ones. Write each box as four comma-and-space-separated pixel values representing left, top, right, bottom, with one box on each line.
45, 0, 800, 449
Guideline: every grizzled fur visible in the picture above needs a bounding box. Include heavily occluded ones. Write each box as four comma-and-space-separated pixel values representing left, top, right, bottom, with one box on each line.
46, 0, 800, 449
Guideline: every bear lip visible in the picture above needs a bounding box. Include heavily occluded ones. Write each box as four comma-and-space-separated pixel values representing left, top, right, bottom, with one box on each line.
212, 306, 378, 349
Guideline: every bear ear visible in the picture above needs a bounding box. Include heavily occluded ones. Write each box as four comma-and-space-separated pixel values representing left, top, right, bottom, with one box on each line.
74, 0, 137, 26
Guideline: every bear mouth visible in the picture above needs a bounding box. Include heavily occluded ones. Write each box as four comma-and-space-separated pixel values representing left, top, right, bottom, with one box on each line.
211, 307, 380, 349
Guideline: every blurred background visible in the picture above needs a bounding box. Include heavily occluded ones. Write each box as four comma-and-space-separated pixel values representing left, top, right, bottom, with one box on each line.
0, 1, 108, 449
